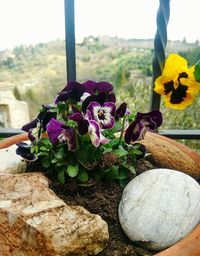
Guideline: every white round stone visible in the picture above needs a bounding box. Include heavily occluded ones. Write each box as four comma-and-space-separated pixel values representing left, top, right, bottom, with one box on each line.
118, 168, 200, 251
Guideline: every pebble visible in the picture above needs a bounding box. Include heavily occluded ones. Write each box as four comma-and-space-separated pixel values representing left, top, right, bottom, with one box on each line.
0, 145, 26, 174
118, 168, 200, 251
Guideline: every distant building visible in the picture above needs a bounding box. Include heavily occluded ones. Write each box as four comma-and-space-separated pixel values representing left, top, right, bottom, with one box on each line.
0, 82, 30, 128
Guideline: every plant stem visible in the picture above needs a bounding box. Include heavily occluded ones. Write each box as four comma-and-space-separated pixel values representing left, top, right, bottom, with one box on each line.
118, 115, 126, 146
74, 126, 79, 150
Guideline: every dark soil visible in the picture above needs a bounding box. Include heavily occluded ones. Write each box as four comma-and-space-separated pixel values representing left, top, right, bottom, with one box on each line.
49, 159, 157, 256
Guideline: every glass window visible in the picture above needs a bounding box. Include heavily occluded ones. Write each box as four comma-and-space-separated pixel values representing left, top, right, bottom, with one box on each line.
0, 0, 66, 127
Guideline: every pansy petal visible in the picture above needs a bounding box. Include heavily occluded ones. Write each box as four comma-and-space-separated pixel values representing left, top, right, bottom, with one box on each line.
116, 102, 127, 119
136, 110, 162, 129
80, 92, 91, 102
96, 81, 113, 93
78, 120, 89, 135
68, 112, 89, 135
87, 101, 101, 120
101, 116, 115, 129
82, 80, 97, 94
22, 119, 38, 132
88, 120, 100, 147
28, 123, 42, 142
54, 91, 70, 104
83, 80, 113, 94
55, 81, 86, 104
46, 118, 63, 144
65, 81, 83, 92
22, 109, 56, 132
85, 110, 92, 120
107, 93, 116, 103
125, 120, 146, 144
100, 134, 110, 145
103, 102, 116, 117
162, 54, 188, 77
16, 142, 37, 161
68, 112, 83, 122
164, 92, 194, 110
63, 127, 76, 151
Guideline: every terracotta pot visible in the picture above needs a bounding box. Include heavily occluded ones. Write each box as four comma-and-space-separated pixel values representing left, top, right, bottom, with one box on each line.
0, 133, 200, 256
154, 223, 200, 256
0, 133, 28, 149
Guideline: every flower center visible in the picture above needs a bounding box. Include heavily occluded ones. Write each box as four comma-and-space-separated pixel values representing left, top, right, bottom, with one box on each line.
164, 72, 188, 104
98, 110, 105, 120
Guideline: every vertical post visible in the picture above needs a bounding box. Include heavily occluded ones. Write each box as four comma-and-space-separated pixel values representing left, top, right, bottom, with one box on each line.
64, 0, 76, 82
149, 0, 170, 111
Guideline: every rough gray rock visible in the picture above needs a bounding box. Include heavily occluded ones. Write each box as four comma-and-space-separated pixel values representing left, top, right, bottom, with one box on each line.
0, 172, 109, 256
118, 168, 200, 251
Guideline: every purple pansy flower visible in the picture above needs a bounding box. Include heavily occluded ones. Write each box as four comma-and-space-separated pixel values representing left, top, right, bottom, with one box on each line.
22, 106, 56, 142
125, 110, 162, 144
82, 92, 116, 113
46, 118, 76, 151
16, 142, 37, 161
54, 81, 86, 104
68, 112, 109, 147
87, 101, 116, 129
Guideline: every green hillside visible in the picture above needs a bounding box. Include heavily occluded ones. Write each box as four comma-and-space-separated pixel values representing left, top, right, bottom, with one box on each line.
0, 36, 199, 143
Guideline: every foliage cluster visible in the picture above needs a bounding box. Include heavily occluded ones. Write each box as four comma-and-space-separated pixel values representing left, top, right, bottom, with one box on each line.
16, 80, 162, 186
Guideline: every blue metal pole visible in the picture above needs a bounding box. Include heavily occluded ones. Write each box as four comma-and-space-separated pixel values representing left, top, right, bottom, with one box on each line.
64, 0, 76, 82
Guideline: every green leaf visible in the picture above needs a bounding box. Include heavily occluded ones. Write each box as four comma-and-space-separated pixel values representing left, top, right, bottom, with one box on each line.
76, 149, 90, 164
132, 149, 143, 155
30, 146, 35, 154
194, 61, 200, 82
57, 169, 65, 184
54, 147, 64, 159
77, 169, 89, 182
128, 113, 136, 122
104, 166, 119, 181
113, 146, 128, 158
123, 164, 136, 174
51, 158, 58, 164
118, 169, 128, 180
67, 164, 79, 177
40, 138, 51, 146
55, 161, 66, 167
108, 121, 122, 134
37, 152, 49, 156
119, 178, 129, 188
41, 157, 51, 168
102, 147, 112, 153
39, 146, 49, 151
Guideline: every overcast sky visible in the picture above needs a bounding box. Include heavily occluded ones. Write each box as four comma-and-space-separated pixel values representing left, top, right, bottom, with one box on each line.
0, 0, 199, 50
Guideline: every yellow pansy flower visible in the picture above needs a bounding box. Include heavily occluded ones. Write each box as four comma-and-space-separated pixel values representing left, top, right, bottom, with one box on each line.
154, 54, 200, 110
